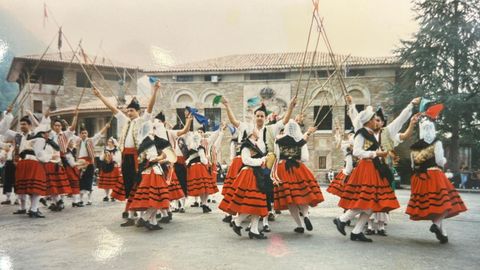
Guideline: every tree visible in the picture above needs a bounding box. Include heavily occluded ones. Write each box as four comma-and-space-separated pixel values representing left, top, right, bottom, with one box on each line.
391, 0, 480, 171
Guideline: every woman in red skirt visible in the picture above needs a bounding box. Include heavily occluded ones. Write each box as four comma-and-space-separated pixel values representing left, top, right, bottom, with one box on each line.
37, 125, 72, 212
333, 106, 400, 242
64, 138, 83, 207
185, 129, 220, 213
327, 131, 355, 197
219, 126, 243, 223
228, 126, 268, 240
406, 107, 467, 244
129, 130, 172, 231
98, 137, 122, 202
272, 120, 323, 233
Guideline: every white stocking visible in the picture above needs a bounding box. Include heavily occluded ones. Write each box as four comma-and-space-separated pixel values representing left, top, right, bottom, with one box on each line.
352, 210, 372, 234
299, 205, 310, 218
340, 209, 361, 223
288, 205, 303, 227
30, 194, 40, 212
250, 215, 260, 234
234, 213, 249, 227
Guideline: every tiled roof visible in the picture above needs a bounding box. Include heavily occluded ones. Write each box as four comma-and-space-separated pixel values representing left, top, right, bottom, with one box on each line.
50, 95, 147, 116
15, 51, 141, 71
147, 52, 400, 73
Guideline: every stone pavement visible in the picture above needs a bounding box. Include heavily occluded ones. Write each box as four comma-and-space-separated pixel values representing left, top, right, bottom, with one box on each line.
0, 187, 478, 270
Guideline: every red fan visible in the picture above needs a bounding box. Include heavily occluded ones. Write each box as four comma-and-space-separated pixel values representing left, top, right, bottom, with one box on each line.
425, 104, 444, 120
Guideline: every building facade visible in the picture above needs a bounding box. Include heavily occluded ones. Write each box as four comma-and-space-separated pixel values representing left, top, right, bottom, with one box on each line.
146, 52, 402, 182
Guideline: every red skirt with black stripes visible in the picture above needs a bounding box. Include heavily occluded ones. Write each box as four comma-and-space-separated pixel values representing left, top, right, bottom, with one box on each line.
221, 156, 242, 196
225, 167, 268, 217
44, 162, 72, 195
98, 166, 122, 190
273, 161, 324, 210
338, 159, 400, 212
168, 170, 185, 200
129, 170, 170, 211
65, 166, 80, 195
406, 169, 467, 220
15, 159, 47, 196
326, 170, 347, 197
187, 163, 218, 196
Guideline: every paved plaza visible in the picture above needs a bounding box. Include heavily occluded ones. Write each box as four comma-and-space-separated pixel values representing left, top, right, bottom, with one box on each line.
0, 187, 478, 270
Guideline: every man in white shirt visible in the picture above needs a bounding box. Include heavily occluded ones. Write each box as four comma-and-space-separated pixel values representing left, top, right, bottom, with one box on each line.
93, 81, 159, 226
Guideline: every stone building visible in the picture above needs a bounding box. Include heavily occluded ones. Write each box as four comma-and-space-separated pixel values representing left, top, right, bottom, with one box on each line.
146, 52, 403, 182
6, 51, 142, 142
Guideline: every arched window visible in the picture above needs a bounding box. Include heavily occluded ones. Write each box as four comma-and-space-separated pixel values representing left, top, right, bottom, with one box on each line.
202, 90, 222, 131
173, 90, 196, 129
344, 87, 369, 130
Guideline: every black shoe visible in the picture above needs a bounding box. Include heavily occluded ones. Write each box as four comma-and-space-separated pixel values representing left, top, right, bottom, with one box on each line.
350, 232, 373, 242
346, 220, 352, 227
222, 215, 233, 224
275, 210, 282, 214
14, 200, 19, 205
262, 225, 271, 233
39, 198, 47, 207
103, 196, 109, 202
191, 202, 200, 207
156, 213, 162, 219
377, 229, 388, 236
122, 212, 128, 219
179, 208, 185, 213
249, 231, 268, 240
56, 201, 65, 211
207, 199, 211, 203
430, 224, 448, 244
13, 209, 27, 215
268, 213, 275, 221
78, 201, 84, 207
232, 223, 242, 236
111, 198, 116, 202
120, 219, 136, 227
172, 208, 180, 213
159, 217, 170, 224
48, 203, 56, 210
245, 226, 251, 232
30, 210, 46, 218
294, 227, 305, 234
145, 222, 163, 231
86, 201, 92, 206
304, 217, 313, 231
136, 218, 147, 228
167, 211, 173, 220
72, 202, 84, 208
211, 199, 217, 204
333, 218, 347, 236
1, 200, 11, 205
201, 205, 210, 213
365, 229, 375, 235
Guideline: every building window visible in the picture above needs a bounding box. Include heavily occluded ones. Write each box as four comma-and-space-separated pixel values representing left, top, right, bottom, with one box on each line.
318, 156, 327, 169
175, 108, 193, 131
313, 106, 333, 131
176, 75, 194, 82
204, 108, 221, 131
82, 118, 96, 136
33, 100, 43, 114
345, 104, 365, 130
103, 73, 121, 82
76, 72, 92, 88
30, 69, 64, 85
316, 70, 335, 78
248, 73, 286, 80
346, 69, 365, 77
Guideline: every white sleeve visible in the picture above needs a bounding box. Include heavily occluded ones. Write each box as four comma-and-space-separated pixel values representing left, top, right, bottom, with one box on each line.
199, 148, 209, 165
64, 129, 75, 140
91, 133, 103, 145
434, 141, 447, 167
141, 112, 152, 121
40, 116, 51, 126
274, 143, 280, 160
34, 139, 51, 163
271, 121, 285, 137
353, 134, 376, 159
386, 103, 413, 137
300, 144, 309, 162
4, 130, 17, 141
66, 153, 76, 167
0, 113, 14, 135
114, 112, 128, 130
114, 151, 122, 164
241, 147, 265, 167
207, 129, 221, 146
348, 104, 360, 132
229, 141, 236, 160
343, 155, 353, 175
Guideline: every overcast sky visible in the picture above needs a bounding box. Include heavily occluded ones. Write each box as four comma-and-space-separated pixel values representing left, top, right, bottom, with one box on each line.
0, 0, 418, 68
